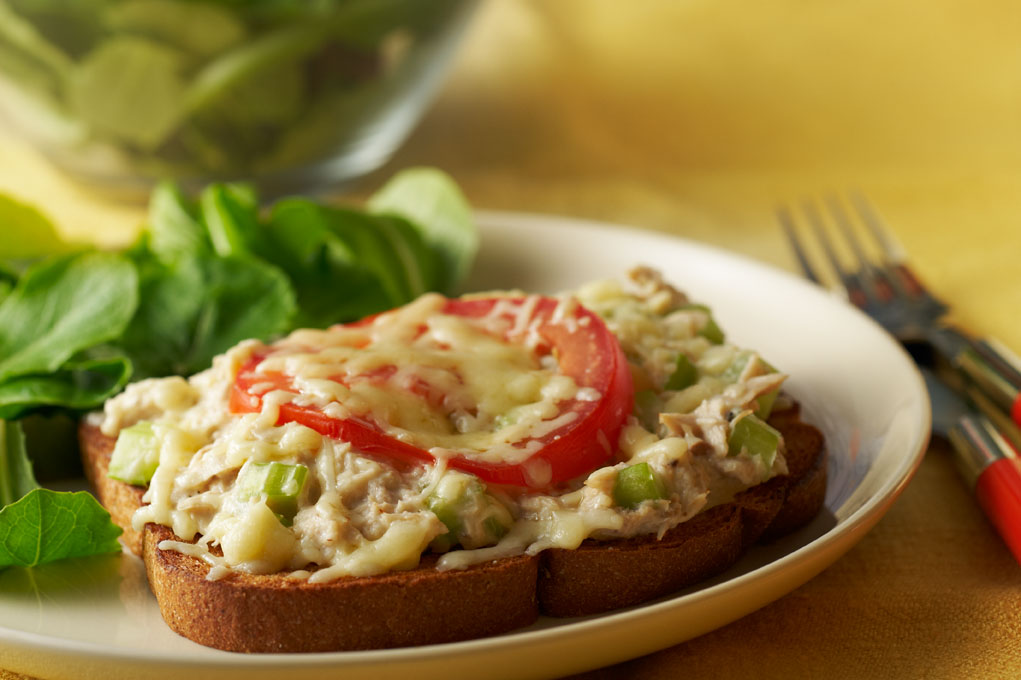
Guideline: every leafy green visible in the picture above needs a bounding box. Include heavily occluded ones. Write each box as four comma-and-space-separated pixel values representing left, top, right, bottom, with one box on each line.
117, 252, 295, 378
368, 167, 477, 291
0, 356, 132, 420
0, 489, 122, 567
0, 0, 471, 178
0, 0, 72, 79
69, 36, 188, 150
0, 252, 137, 383
198, 182, 262, 258
105, 0, 247, 58
146, 180, 211, 261
0, 420, 37, 506
264, 199, 398, 328
0, 420, 121, 568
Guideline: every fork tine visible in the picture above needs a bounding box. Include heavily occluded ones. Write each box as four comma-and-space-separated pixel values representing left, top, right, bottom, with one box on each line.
823, 195, 896, 304
777, 205, 823, 285
801, 199, 869, 309
848, 192, 933, 301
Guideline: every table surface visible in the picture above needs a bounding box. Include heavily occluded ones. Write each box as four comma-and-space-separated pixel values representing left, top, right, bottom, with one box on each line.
2, 1, 1021, 678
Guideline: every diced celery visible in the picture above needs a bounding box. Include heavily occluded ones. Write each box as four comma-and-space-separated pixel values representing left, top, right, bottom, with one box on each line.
665, 353, 697, 391
427, 473, 511, 550
727, 414, 781, 470
699, 317, 725, 344
634, 389, 662, 431
108, 421, 160, 486
613, 462, 667, 509
720, 351, 751, 382
679, 303, 725, 344
236, 461, 308, 526
755, 390, 780, 420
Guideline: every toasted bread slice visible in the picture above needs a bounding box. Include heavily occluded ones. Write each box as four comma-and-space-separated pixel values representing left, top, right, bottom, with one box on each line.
79, 404, 826, 652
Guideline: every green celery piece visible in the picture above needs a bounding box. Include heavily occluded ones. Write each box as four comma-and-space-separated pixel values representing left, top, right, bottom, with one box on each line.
199, 183, 262, 258
0, 419, 38, 507
0, 252, 137, 383
755, 390, 780, 420
146, 180, 211, 261
699, 317, 725, 344
634, 389, 661, 432
0, 355, 132, 420
115, 252, 295, 379
368, 168, 478, 293
263, 199, 394, 327
105, 0, 247, 58
107, 421, 159, 486
0, 192, 70, 259
720, 351, 751, 383
69, 36, 188, 150
427, 477, 510, 550
613, 462, 667, 510
665, 353, 697, 391
679, 304, 725, 344
236, 461, 308, 526
0, 489, 122, 567
0, 0, 72, 79
727, 414, 781, 470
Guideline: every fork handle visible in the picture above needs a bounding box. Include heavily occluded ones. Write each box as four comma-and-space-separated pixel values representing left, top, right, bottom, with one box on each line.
934, 327, 1021, 428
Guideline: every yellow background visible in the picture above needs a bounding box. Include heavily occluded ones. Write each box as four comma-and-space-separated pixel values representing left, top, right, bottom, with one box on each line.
2, 1, 1020, 678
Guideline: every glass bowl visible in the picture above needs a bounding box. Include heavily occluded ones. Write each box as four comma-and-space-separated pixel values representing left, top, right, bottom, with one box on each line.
0, 0, 476, 197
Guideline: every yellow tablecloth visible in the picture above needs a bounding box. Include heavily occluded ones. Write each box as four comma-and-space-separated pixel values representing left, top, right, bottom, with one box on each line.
2, 1, 1021, 678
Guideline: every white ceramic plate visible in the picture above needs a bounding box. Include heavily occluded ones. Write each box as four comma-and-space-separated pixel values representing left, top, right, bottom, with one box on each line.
0, 212, 930, 680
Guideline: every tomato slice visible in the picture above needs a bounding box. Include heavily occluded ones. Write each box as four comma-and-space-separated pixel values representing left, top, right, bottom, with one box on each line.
230, 295, 634, 489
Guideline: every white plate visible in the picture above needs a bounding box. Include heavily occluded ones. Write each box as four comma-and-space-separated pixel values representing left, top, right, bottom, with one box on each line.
0, 212, 930, 680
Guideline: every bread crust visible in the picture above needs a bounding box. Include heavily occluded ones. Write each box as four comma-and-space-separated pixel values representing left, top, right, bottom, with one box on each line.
79, 405, 826, 652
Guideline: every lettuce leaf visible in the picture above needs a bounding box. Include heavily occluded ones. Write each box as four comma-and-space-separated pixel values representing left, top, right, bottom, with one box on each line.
0, 420, 121, 568
0, 251, 137, 383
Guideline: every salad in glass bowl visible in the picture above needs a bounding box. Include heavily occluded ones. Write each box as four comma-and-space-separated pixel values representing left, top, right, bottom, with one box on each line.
0, 0, 476, 196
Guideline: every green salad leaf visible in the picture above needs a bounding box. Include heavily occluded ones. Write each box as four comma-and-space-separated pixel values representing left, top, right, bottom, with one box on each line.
105, 0, 247, 58
69, 36, 188, 150
118, 252, 295, 378
198, 182, 262, 258
0, 420, 122, 568
368, 167, 477, 291
0, 420, 37, 506
0, 251, 137, 383
0, 489, 123, 567
265, 199, 402, 328
0, 356, 132, 420
146, 180, 211, 261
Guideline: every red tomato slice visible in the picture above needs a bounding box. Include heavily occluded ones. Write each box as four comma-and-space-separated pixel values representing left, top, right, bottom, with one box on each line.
230, 295, 634, 489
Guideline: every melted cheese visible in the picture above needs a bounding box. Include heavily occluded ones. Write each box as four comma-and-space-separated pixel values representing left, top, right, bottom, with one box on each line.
104, 270, 790, 582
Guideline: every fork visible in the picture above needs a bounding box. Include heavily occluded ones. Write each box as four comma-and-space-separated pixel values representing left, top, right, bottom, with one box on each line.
778, 193, 1021, 432
780, 194, 1021, 564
